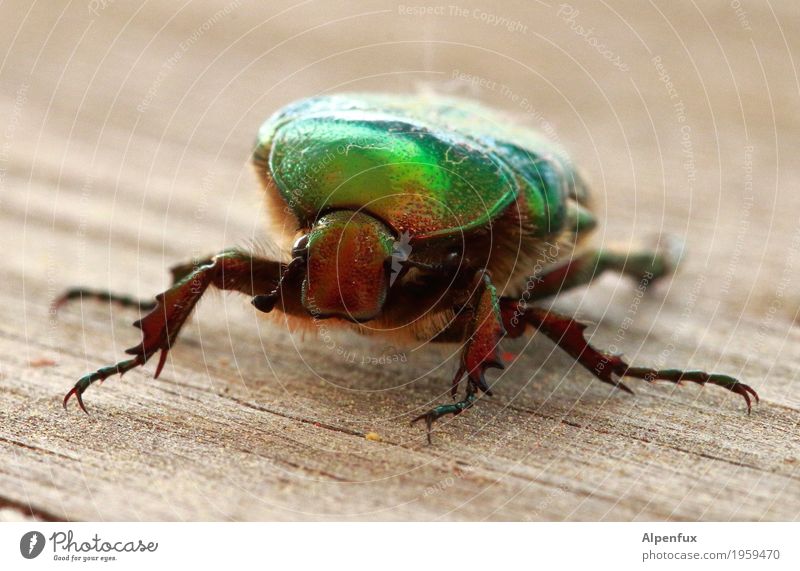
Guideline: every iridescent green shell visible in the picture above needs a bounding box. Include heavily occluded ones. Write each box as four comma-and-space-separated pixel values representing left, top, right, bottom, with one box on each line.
254, 94, 591, 242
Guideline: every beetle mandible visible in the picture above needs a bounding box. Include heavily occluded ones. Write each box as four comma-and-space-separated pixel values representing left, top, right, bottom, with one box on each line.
58, 94, 758, 442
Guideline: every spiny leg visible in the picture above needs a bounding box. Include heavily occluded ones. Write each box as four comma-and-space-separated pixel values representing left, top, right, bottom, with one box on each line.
526, 239, 681, 302
412, 270, 506, 443
500, 302, 758, 411
63, 249, 283, 412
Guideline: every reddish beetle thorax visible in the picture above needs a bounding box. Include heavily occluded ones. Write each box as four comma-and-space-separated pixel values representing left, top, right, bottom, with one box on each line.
301, 211, 394, 322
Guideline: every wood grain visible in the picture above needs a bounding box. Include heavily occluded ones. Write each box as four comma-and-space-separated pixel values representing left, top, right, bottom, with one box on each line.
1, 0, 799, 521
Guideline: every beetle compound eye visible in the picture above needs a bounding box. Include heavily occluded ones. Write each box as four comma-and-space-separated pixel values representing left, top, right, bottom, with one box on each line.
292, 234, 309, 259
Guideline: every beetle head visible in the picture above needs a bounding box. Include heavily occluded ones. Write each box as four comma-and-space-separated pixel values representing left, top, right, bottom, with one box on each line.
299, 210, 395, 322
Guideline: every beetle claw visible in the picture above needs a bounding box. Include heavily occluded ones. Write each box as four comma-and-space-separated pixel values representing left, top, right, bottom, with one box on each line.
411, 389, 478, 444
63, 385, 88, 414
154, 348, 170, 380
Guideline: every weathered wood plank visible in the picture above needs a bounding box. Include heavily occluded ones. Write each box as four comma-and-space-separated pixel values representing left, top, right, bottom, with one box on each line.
1, 0, 799, 521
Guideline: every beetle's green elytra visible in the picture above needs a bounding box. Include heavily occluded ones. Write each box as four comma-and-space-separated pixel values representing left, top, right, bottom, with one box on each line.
59, 93, 759, 442
255, 93, 588, 242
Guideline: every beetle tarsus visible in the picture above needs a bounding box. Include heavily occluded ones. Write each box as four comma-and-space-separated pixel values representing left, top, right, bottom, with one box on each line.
63, 357, 142, 413
52, 287, 157, 313
621, 367, 759, 413
412, 387, 478, 444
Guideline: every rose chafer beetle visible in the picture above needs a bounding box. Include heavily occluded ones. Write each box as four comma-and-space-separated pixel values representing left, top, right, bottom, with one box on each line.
59, 93, 758, 441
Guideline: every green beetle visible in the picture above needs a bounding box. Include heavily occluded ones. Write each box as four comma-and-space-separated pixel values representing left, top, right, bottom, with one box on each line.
58, 93, 758, 441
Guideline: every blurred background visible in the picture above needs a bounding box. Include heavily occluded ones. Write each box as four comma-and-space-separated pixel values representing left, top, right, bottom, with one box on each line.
1, 0, 798, 521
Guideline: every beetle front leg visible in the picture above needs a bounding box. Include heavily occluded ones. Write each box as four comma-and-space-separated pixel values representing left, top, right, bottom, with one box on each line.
501, 302, 759, 412
413, 270, 505, 443
63, 249, 283, 413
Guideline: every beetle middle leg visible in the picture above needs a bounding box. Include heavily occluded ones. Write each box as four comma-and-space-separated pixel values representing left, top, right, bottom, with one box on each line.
62, 249, 283, 412
412, 270, 506, 443
53, 253, 219, 312
53, 288, 158, 312
500, 302, 759, 411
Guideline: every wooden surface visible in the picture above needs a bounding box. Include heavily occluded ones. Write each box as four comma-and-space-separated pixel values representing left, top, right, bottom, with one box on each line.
2, 0, 799, 521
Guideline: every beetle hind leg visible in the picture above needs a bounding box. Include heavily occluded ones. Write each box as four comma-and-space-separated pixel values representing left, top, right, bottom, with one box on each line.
63, 249, 283, 412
